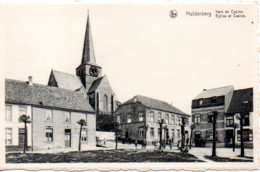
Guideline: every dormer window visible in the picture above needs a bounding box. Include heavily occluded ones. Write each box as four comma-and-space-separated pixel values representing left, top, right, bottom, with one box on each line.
199, 99, 203, 105
212, 97, 217, 104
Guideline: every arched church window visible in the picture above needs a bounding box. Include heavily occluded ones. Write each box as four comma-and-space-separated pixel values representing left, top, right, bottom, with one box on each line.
103, 94, 108, 113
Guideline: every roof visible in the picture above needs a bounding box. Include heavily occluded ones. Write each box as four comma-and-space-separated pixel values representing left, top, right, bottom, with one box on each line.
88, 77, 103, 93
227, 88, 253, 114
51, 70, 84, 91
194, 86, 234, 99
5, 79, 95, 113
81, 14, 96, 65
122, 95, 189, 116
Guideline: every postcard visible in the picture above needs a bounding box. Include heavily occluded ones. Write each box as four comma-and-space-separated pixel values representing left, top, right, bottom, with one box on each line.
0, 1, 258, 171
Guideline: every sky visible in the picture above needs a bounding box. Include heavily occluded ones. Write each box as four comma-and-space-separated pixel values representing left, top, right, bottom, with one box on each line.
3, 3, 258, 114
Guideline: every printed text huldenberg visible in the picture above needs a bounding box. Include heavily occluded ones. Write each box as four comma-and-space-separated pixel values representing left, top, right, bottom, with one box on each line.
186, 11, 211, 17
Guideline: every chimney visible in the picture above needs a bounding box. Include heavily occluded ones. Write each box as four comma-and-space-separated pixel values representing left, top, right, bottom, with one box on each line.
28, 76, 33, 86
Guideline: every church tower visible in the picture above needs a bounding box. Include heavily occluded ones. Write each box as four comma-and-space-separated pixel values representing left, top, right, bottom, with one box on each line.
76, 13, 102, 90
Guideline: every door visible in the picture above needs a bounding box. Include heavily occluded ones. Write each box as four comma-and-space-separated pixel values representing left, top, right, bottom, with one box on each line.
18, 128, 25, 148
195, 132, 201, 147
65, 129, 71, 148
225, 130, 233, 147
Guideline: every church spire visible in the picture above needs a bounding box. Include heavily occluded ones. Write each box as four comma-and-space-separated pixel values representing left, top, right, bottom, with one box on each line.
81, 12, 96, 64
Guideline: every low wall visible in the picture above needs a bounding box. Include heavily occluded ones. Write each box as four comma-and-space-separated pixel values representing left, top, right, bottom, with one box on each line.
96, 131, 115, 141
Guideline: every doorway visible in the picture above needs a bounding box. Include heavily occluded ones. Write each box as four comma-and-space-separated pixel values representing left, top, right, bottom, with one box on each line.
18, 128, 25, 148
195, 131, 201, 147
225, 130, 233, 147
65, 129, 71, 148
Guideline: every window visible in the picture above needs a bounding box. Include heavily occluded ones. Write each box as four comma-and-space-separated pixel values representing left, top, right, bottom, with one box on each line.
177, 116, 181, 125
171, 115, 175, 124
103, 94, 108, 113
127, 115, 131, 123
5, 105, 12, 122
81, 129, 87, 142
212, 97, 217, 104
158, 112, 162, 120
171, 129, 175, 138
45, 128, 53, 142
208, 113, 213, 123
139, 113, 144, 121
206, 130, 218, 141
46, 110, 53, 122
237, 129, 253, 141
65, 112, 71, 123
226, 116, 234, 127
150, 111, 154, 122
19, 106, 27, 116
199, 99, 203, 105
139, 128, 144, 137
243, 114, 250, 126
5, 128, 12, 145
166, 114, 169, 124
117, 115, 120, 124
177, 129, 180, 138
150, 127, 154, 138
194, 114, 201, 124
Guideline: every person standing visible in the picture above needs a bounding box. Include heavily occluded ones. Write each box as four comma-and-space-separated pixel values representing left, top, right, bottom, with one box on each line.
135, 140, 138, 150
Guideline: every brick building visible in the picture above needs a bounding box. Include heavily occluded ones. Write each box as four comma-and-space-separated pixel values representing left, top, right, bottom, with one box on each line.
114, 95, 190, 145
191, 86, 253, 148
5, 78, 96, 151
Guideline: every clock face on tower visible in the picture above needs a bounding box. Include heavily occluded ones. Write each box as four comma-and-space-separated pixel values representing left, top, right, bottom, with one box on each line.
89, 66, 99, 77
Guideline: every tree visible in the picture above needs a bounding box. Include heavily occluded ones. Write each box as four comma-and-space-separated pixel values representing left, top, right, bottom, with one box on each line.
18, 114, 31, 154
180, 117, 187, 152
189, 124, 195, 149
158, 119, 164, 150
232, 123, 239, 152
77, 119, 87, 151
236, 113, 248, 157
208, 111, 218, 157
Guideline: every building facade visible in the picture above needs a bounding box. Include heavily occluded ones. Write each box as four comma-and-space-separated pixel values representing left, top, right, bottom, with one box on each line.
5, 78, 96, 151
114, 95, 190, 145
191, 86, 253, 148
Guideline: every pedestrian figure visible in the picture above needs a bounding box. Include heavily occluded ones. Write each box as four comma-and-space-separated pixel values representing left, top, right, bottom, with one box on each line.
169, 140, 172, 150
104, 138, 106, 145
135, 140, 138, 150
144, 139, 147, 149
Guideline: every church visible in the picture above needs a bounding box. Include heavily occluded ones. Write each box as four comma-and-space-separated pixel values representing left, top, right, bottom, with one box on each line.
47, 14, 119, 130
